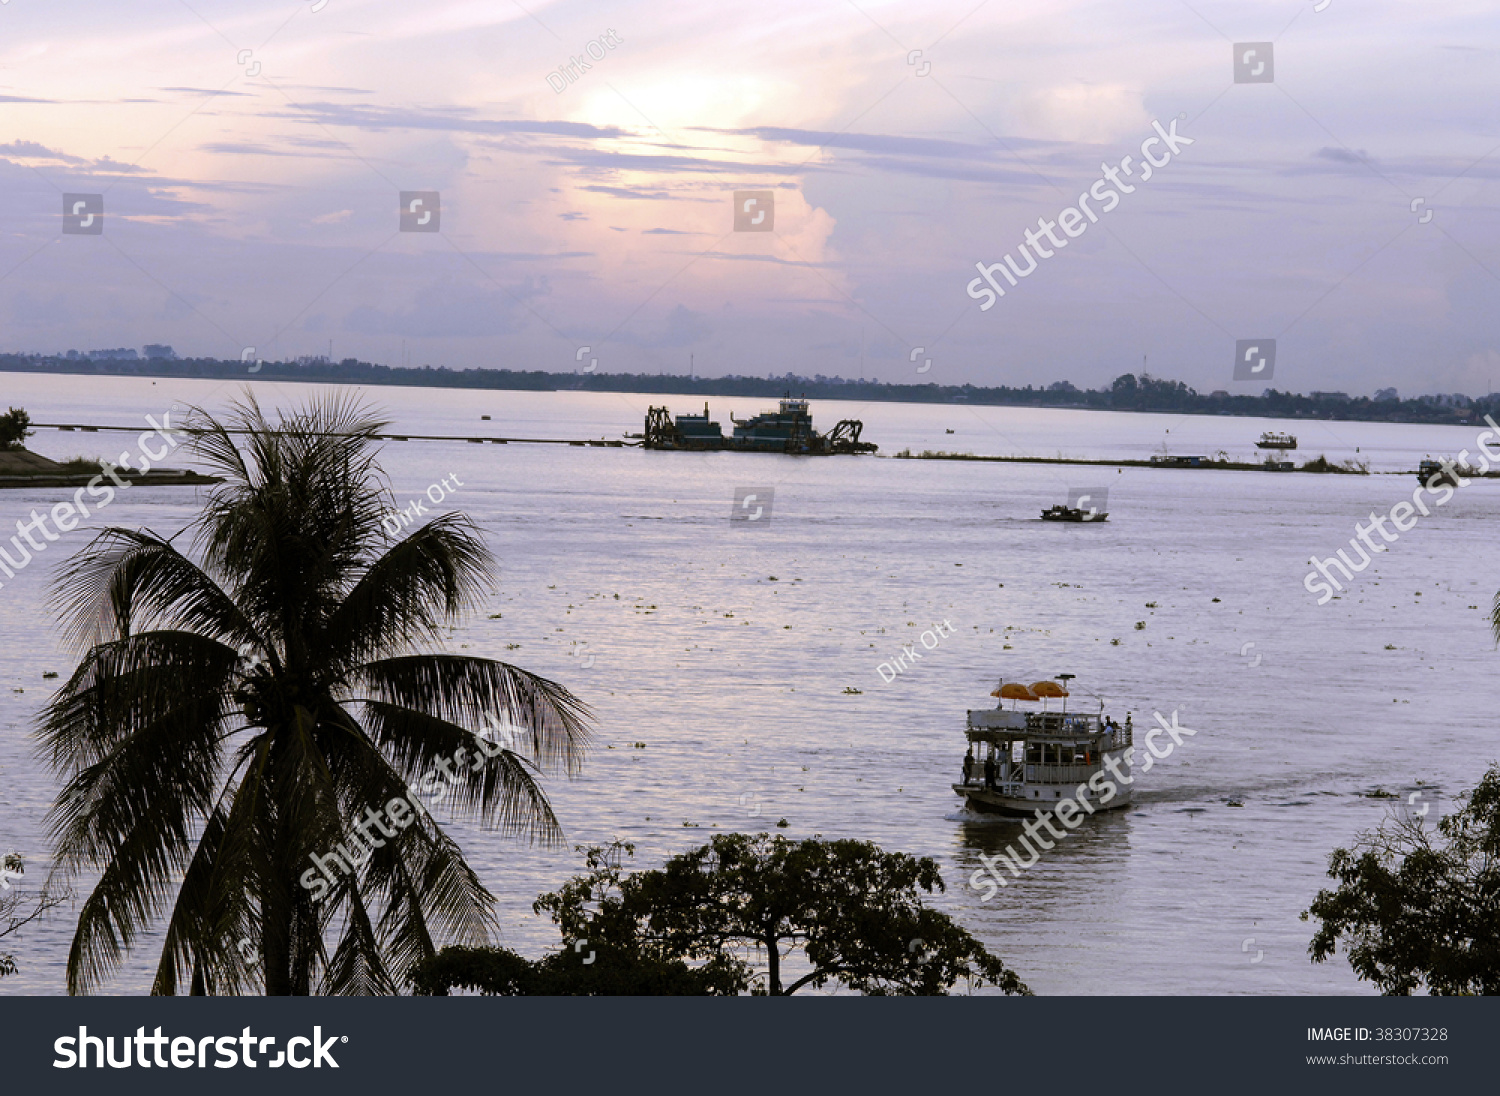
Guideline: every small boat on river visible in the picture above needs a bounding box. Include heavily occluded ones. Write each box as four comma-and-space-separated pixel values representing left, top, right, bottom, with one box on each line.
954, 677, 1134, 816
1040, 504, 1108, 522
1256, 431, 1297, 450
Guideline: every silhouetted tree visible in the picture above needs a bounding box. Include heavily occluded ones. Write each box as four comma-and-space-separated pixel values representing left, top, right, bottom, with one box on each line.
39, 393, 590, 995
1303, 766, 1500, 994
534, 836, 1030, 996
0, 407, 32, 450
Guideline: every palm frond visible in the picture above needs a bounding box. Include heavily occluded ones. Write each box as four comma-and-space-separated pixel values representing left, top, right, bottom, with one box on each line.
360, 700, 564, 845
359, 655, 590, 777
52, 529, 256, 654
321, 515, 493, 672
38, 630, 239, 775
321, 889, 396, 996
149, 799, 259, 997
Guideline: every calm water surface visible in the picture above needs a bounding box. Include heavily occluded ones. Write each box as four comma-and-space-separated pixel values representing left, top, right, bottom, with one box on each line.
1, 374, 1495, 995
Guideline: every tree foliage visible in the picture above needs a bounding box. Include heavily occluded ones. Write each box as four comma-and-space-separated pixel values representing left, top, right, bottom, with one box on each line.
38, 392, 590, 995
1303, 766, 1500, 995
0, 406, 32, 450
409, 942, 736, 996
1, 853, 70, 979
533, 835, 1029, 996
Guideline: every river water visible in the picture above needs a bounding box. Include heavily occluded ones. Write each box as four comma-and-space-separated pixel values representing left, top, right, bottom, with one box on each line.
1, 373, 1496, 995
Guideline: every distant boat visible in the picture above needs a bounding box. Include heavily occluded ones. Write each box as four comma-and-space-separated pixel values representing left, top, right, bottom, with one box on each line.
1416, 457, 1494, 486
1256, 431, 1297, 450
1041, 504, 1108, 523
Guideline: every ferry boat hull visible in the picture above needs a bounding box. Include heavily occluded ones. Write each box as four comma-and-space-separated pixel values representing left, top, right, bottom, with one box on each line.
953, 782, 1133, 816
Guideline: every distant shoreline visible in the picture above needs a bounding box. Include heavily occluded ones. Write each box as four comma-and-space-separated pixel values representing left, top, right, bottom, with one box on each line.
1, 356, 1489, 429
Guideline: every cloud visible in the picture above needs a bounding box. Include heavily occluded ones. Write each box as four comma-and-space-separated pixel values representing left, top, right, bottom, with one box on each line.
578, 184, 674, 200
1315, 147, 1372, 165
0, 140, 86, 164
156, 87, 257, 98
271, 101, 629, 140
312, 209, 354, 224
703, 126, 1044, 161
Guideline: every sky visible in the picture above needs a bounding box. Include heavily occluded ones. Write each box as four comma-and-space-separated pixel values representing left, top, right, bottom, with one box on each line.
2, 0, 1499, 396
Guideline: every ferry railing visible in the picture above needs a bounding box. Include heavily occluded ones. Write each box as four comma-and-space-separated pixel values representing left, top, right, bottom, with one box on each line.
1023, 764, 1096, 785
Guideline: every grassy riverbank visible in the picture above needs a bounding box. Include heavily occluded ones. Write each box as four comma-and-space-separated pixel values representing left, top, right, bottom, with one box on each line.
0, 449, 218, 489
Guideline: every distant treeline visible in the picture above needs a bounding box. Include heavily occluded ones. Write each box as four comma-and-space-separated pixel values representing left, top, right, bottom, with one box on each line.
2, 353, 1493, 426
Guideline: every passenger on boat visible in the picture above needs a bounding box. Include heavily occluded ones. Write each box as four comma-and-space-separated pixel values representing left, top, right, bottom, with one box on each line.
983, 754, 996, 788
962, 749, 974, 784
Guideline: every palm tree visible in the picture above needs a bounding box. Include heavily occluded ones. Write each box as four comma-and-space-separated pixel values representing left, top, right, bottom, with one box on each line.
38, 393, 589, 995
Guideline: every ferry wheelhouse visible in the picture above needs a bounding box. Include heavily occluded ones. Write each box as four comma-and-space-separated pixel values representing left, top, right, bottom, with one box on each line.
954, 677, 1134, 816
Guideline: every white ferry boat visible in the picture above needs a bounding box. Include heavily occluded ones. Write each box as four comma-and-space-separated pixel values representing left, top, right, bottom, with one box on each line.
953, 677, 1134, 815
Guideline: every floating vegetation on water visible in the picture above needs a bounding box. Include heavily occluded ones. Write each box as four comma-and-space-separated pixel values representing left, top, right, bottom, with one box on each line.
1300, 454, 1369, 475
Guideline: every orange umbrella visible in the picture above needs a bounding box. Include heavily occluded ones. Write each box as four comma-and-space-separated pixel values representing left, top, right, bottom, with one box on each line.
991, 682, 1039, 709
1029, 680, 1069, 711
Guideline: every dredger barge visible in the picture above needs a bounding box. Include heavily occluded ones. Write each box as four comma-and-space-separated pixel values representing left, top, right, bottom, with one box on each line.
636, 397, 876, 455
